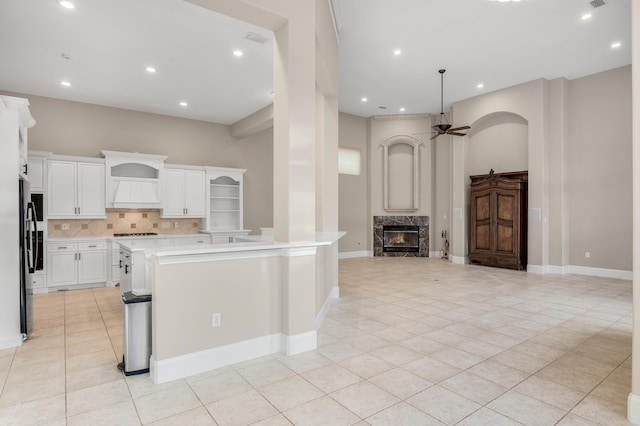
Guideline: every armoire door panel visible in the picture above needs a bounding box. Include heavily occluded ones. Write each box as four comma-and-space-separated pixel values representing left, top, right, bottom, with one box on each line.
475, 195, 491, 221
496, 194, 515, 222
496, 224, 514, 253
475, 224, 491, 250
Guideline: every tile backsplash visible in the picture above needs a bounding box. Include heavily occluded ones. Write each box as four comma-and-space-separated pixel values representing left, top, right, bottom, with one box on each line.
48, 209, 201, 238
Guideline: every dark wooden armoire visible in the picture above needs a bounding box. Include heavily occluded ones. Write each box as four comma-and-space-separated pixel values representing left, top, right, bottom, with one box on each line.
468, 170, 528, 270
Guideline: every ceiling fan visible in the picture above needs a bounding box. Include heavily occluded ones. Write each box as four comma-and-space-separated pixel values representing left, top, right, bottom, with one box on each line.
431, 69, 470, 140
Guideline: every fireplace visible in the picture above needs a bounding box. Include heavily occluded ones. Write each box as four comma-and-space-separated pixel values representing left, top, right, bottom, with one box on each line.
374, 216, 429, 257
383, 225, 419, 253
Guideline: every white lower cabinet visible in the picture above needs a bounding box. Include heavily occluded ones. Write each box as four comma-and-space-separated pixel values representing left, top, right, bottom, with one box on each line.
176, 235, 211, 245
47, 240, 107, 288
108, 241, 121, 286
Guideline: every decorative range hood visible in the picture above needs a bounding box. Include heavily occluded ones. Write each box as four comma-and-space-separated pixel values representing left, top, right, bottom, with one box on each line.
101, 150, 168, 209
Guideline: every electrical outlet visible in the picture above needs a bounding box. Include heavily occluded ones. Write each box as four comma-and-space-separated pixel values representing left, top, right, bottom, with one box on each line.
61, 223, 70, 230
585, 251, 590, 258
173, 222, 179, 228
212, 313, 221, 327
161, 222, 170, 228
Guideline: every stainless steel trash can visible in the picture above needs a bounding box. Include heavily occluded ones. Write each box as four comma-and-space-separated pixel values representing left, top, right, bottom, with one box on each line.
117, 291, 152, 376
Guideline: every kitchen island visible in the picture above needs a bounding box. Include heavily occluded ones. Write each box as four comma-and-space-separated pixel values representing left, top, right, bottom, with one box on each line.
140, 232, 344, 384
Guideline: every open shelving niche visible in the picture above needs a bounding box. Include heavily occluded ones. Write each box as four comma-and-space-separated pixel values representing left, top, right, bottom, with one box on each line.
202, 168, 250, 240
209, 176, 240, 230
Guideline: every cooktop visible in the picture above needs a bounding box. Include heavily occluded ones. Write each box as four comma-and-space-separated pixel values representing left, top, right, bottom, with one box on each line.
113, 232, 158, 237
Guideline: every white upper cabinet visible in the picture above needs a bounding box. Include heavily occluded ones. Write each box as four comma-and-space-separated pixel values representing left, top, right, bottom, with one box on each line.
161, 167, 206, 218
77, 163, 107, 217
48, 159, 106, 218
184, 170, 206, 216
27, 156, 45, 192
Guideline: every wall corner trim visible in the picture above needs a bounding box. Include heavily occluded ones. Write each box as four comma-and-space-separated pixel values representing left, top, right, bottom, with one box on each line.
282, 331, 317, 356
338, 251, 372, 259
315, 286, 339, 329
628, 393, 640, 424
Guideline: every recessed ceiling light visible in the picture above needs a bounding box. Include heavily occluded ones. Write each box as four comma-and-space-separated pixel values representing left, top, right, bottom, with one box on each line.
179, 101, 188, 107
60, 80, 71, 87
233, 50, 244, 57
59, 1, 75, 9
145, 66, 156, 73
477, 83, 484, 89
611, 41, 621, 48
393, 49, 402, 56
399, 107, 405, 112
361, 97, 368, 102
581, 13, 592, 20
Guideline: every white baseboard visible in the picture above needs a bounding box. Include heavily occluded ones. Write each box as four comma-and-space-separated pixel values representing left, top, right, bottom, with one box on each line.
282, 331, 317, 355
315, 286, 339, 330
527, 264, 632, 280
568, 265, 632, 280
151, 333, 281, 384
0, 334, 23, 350
150, 330, 319, 384
628, 393, 640, 424
338, 250, 372, 259
451, 255, 467, 265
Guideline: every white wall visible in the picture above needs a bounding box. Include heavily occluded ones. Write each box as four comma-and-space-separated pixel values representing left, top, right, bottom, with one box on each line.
338, 113, 369, 254
567, 66, 632, 271
466, 112, 528, 177
369, 116, 432, 217
0, 104, 22, 349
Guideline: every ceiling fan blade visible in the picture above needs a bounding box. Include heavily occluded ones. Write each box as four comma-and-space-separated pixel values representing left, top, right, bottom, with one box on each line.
430, 133, 440, 140
448, 132, 467, 136
449, 126, 470, 132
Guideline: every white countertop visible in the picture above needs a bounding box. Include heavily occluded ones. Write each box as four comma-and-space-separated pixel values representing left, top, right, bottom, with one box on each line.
48, 231, 346, 259
145, 231, 346, 258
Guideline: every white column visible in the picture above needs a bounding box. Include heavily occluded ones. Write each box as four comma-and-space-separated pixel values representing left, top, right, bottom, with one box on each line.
272, 7, 316, 243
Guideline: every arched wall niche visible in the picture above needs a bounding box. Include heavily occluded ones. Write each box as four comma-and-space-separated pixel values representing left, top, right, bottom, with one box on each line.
378, 134, 423, 212
466, 111, 529, 177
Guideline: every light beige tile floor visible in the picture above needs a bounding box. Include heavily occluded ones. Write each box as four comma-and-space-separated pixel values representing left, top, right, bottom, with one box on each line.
0, 257, 634, 425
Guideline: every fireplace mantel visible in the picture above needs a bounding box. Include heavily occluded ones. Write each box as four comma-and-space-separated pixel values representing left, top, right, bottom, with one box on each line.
373, 216, 429, 257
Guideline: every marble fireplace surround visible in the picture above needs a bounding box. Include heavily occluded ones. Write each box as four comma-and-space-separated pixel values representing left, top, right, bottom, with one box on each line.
374, 216, 429, 257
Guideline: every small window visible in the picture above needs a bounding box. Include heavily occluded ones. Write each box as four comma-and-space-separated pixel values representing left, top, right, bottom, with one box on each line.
338, 147, 361, 175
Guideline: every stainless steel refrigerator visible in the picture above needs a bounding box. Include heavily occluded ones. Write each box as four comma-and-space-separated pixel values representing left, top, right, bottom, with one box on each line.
19, 177, 37, 338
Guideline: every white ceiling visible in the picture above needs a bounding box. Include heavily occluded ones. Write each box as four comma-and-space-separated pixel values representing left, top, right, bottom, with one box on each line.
0, 0, 632, 124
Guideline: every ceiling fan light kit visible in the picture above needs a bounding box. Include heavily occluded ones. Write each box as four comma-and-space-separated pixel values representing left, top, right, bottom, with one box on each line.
431, 69, 471, 140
